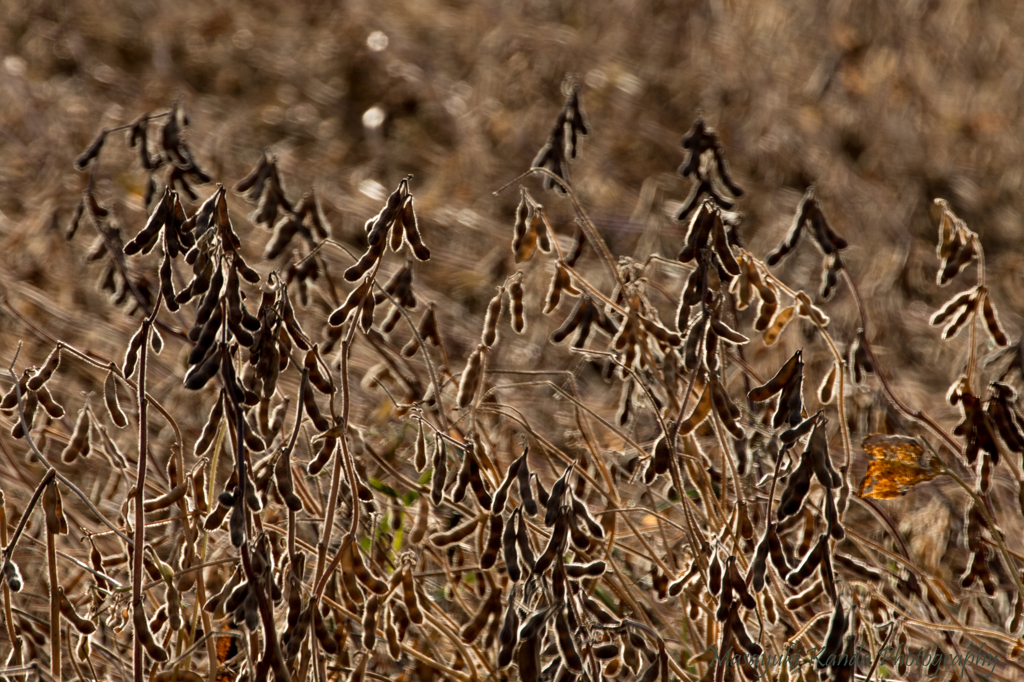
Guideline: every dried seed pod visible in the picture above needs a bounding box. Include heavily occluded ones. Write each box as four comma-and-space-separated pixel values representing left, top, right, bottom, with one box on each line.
491, 448, 524, 515
75, 128, 109, 170
275, 449, 303, 512
703, 322, 720, 372
9, 387, 37, 439
304, 347, 333, 394
820, 252, 841, 301
497, 587, 520, 668
571, 494, 604, 539
0, 371, 30, 412
195, 392, 224, 456
203, 493, 231, 532
981, 289, 1009, 347
103, 370, 128, 428
511, 189, 533, 260
678, 381, 713, 435
938, 228, 976, 285
410, 493, 430, 545
516, 449, 538, 516
413, 422, 428, 472
567, 507, 590, 550
516, 623, 542, 682
824, 488, 844, 540
753, 286, 779, 332
765, 205, 804, 267
929, 286, 974, 327
794, 290, 830, 327
582, 594, 618, 628
400, 197, 430, 261
730, 609, 762, 656
544, 263, 575, 314
531, 472, 549, 510
508, 280, 526, 333
457, 345, 485, 409
503, 508, 522, 582
762, 305, 795, 346
711, 377, 745, 439
301, 374, 332, 432
776, 454, 813, 521
430, 516, 481, 548
344, 239, 385, 282
549, 295, 588, 345
1008, 592, 1024, 634
133, 605, 169, 662
143, 482, 188, 512
451, 449, 473, 504
787, 534, 827, 587
62, 409, 92, 463
42, 481, 68, 535
515, 508, 536, 574
554, 607, 583, 674
816, 600, 847, 669
482, 291, 502, 347
123, 324, 146, 379
818, 362, 838, 404
534, 510, 569, 575
749, 350, 802, 402
148, 605, 168, 636
166, 582, 182, 632
532, 208, 553, 254
784, 580, 824, 609
334, 536, 364, 604
384, 604, 402, 660
59, 588, 96, 634
748, 526, 771, 593
461, 591, 498, 644
678, 202, 715, 262
709, 317, 748, 345
478, 512, 504, 570
27, 346, 61, 390
782, 408, 819, 445
565, 560, 606, 579
430, 439, 448, 506
544, 466, 573, 526
329, 279, 372, 327
362, 594, 380, 649
806, 417, 842, 488
401, 566, 424, 625
308, 433, 336, 476
989, 383, 1024, 454
350, 542, 388, 595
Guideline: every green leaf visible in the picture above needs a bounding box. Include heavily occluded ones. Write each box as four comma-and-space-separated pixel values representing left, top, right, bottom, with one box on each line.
369, 477, 399, 499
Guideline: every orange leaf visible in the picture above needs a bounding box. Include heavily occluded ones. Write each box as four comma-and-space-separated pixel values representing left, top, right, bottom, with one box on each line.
858, 434, 940, 499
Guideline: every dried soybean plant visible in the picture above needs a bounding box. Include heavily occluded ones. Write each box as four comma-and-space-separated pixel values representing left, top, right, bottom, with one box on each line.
2, 79, 1024, 682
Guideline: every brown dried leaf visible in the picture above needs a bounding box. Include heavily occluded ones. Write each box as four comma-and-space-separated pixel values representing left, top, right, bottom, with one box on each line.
858, 434, 941, 499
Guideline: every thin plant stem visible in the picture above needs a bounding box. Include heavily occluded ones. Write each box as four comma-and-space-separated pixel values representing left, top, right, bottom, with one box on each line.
132, 316, 153, 682
46, 518, 60, 682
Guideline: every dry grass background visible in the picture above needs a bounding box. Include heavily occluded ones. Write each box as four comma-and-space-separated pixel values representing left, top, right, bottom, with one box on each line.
3, 0, 1024, 681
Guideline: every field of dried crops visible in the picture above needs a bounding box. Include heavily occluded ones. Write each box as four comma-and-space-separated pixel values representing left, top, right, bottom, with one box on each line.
3, 2, 1024, 682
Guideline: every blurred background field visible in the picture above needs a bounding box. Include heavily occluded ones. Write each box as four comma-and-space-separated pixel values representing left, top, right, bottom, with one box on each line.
2, 0, 1023, 400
